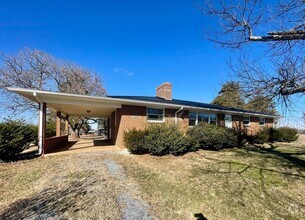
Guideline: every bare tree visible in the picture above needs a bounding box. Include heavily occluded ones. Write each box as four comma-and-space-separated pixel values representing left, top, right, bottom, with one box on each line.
201, 0, 305, 108
0, 48, 54, 114
202, 0, 305, 47
0, 48, 107, 138
228, 54, 305, 106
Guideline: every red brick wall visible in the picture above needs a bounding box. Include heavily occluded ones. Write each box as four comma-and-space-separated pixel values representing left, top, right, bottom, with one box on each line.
232, 115, 243, 131
109, 104, 275, 148
44, 135, 68, 154
111, 106, 191, 147
246, 117, 274, 135
265, 118, 274, 127
163, 109, 189, 131
113, 105, 147, 148
156, 82, 172, 100
231, 115, 274, 135
246, 117, 260, 136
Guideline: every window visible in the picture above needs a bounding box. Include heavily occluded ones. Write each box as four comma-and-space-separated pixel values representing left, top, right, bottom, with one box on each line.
147, 108, 164, 122
243, 117, 250, 126
259, 118, 265, 126
189, 112, 217, 126
189, 112, 196, 126
198, 113, 209, 123
209, 114, 217, 125
224, 114, 232, 128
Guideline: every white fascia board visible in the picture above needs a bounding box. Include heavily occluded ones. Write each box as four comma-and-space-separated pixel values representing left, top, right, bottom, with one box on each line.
183, 106, 279, 118
6, 87, 279, 119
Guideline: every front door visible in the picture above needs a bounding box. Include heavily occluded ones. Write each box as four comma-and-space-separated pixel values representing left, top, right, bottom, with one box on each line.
225, 114, 232, 128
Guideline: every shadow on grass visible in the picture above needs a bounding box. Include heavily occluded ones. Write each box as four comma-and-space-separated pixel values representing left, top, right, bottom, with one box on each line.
193, 146, 305, 218
194, 213, 208, 220
244, 144, 305, 169
0, 180, 88, 219
17, 150, 40, 161
93, 139, 114, 146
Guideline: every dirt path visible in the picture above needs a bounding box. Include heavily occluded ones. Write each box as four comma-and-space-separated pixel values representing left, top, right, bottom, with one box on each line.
103, 158, 152, 220
0, 151, 153, 220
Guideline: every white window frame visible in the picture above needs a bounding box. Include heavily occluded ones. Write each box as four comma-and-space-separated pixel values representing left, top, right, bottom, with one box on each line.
224, 114, 232, 128
188, 112, 218, 126
198, 113, 210, 124
188, 112, 197, 127
243, 116, 251, 126
259, 117, 265, 126
147, 107, 165, 123
209, 113, 217, 125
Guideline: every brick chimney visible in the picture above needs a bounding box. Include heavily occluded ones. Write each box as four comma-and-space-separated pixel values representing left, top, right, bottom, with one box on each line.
156, 82, 172, 100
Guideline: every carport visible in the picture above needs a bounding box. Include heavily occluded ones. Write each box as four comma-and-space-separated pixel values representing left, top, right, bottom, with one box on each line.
7, 87, 122, 155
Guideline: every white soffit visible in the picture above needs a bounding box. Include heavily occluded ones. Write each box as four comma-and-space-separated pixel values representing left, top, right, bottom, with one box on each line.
6, 87, 278, 118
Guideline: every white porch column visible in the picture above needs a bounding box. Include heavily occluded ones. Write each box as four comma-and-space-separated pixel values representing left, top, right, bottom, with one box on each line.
38, 102, 47, 155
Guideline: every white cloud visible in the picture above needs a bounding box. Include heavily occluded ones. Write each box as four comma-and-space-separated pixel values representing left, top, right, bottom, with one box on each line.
114, 67, 134, 77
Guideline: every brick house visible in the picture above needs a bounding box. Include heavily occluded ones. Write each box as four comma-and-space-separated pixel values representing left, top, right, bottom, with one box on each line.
8, 82, 277, 153
107, 82, 276, 147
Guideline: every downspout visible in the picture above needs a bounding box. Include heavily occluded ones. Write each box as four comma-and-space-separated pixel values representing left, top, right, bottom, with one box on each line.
175, 106, 184, 124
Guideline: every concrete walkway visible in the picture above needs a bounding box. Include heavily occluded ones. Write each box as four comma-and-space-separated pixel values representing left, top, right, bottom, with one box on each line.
45, 138, 120, 156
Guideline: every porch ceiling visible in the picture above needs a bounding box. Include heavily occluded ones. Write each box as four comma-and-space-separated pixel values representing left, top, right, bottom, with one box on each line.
7, 87, 121, 118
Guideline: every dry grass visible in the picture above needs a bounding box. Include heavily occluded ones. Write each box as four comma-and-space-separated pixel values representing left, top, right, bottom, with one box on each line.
1, 136, 305, 219
115, 135, 305, 219
0, 152, 127, 219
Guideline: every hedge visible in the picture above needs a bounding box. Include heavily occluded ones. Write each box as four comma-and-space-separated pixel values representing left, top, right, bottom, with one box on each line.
124, 123, 299, 156
124, 123, 238, 156
272, 127, 298, 142
187, 123, 239, 150
247, 127, 298, 144
0, 120, 38, 161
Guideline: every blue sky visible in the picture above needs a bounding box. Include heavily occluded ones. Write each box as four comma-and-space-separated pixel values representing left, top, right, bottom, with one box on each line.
0, 0, 230, 103
1, 0, 304, 127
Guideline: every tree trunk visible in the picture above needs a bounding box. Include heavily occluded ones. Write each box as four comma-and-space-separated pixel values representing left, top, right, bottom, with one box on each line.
69, 125, 80, 140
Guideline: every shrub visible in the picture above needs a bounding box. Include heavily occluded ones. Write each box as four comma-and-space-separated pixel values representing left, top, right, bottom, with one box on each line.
187, 123, 238, 150
0, 120, 38, 161
46, 121, 56, 138
124, 129, 148, 154
273, 127, 298, 142
145, 124, 189, 156
252, 127, 271, 144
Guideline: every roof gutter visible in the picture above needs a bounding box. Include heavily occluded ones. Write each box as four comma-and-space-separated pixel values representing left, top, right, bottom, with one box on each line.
175, 106, 184, 124
7, 87, 279, 118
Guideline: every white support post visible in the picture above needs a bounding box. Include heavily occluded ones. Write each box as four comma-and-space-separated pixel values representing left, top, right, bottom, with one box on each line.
38, 102, 46, 155
38, 103, 43, 155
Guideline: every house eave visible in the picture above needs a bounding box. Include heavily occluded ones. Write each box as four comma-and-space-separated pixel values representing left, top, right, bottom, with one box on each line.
6, 87, 279, 118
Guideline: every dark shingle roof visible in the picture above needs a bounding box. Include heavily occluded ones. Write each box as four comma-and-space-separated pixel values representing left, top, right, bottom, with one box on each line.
108, 95, 277, 117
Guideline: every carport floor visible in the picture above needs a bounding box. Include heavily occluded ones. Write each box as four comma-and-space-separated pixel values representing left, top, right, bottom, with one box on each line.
45, 138, 121, 156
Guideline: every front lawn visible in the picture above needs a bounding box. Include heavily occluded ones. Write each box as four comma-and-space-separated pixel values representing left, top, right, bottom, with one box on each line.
115, 135, 305, 219
1, 135, 305, 219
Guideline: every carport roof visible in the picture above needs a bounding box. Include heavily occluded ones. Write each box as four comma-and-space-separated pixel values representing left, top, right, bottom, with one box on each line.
7, 87, 279, 118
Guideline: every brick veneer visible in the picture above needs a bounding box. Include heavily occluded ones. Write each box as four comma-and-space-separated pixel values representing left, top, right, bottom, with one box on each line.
156, 82, 172, 100
109, 105, 275, 148
111, 105, 147, 148
232, 115, 274, 135
44, 135, 68, 154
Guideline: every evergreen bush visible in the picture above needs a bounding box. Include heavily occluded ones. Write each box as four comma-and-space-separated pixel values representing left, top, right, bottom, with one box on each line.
124, 129, 148, 154
0, 120, 37, 161
187, 123, 238, 150
273, 127, 298, 142
145, 124, 189, 156
252, 127, 271, 144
